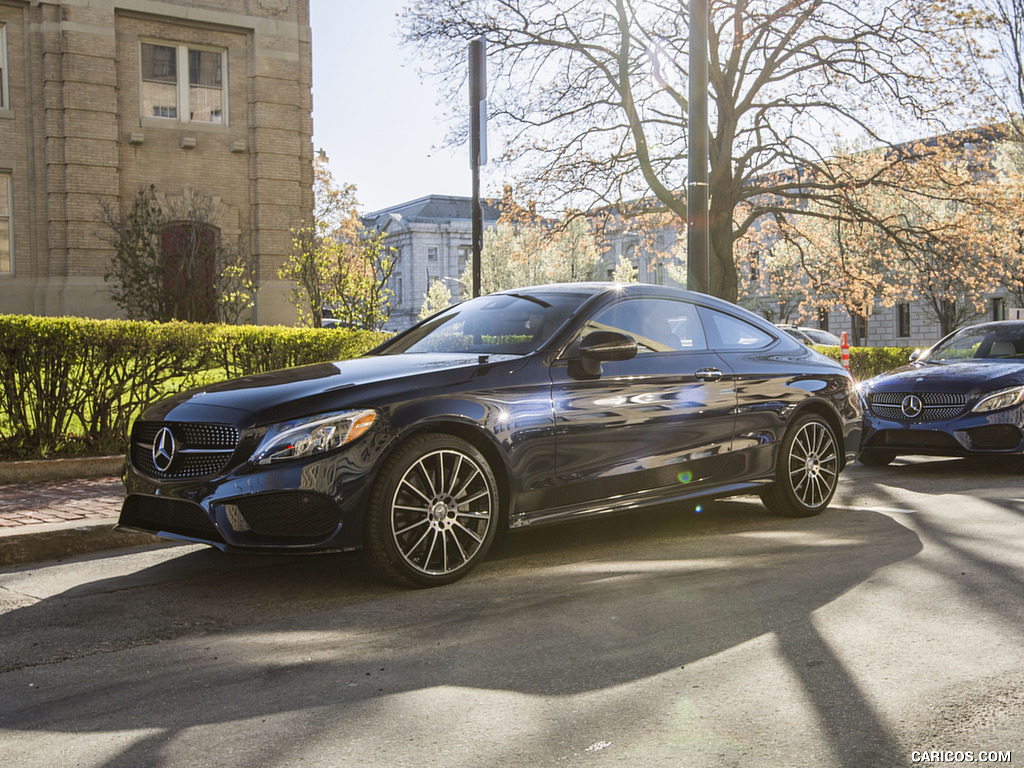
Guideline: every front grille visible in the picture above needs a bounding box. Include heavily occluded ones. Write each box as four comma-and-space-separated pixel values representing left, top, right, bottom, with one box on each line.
869, 392, 968, 422
228, 492, 341, 540
119, 494, 224, 542
132, 421, 240, 480
966, 424, 1023, 451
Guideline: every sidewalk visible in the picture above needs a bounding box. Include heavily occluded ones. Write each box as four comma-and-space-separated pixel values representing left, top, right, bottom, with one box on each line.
0, 475, 167, 568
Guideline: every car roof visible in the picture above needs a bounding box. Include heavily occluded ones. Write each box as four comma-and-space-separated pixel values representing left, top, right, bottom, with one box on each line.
953, 320, 1024, 333
495, 282, 750, 316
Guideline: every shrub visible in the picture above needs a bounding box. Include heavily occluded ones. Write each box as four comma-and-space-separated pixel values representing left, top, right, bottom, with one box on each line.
814, 344, 916, 380
0, 315, 386, 459
209, 325, 386, 379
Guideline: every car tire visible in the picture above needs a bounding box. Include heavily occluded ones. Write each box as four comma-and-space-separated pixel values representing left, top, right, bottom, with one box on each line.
363, 433, 500, 588
760, 413, 840, 518
858, 449, 896, 467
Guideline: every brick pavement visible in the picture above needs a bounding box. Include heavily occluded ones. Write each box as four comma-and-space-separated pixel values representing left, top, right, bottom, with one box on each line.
0, 478, 124, 529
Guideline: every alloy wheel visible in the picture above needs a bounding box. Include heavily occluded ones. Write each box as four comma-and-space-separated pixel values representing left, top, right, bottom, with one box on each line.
389, 448, 494, 577
787, 420, 839, 509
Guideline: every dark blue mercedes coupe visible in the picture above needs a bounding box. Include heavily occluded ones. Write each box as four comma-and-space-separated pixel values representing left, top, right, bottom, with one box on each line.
118, 283, 862, 587
859, 321, 1024, 466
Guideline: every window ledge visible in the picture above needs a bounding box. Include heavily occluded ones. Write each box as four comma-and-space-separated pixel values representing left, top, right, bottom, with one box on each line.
140, 117, 230, 132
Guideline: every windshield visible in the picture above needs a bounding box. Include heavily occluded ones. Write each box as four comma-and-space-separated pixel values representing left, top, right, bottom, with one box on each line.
379, 291, 590, 356
801, 328, 842, 346
925, 324, 1024, 362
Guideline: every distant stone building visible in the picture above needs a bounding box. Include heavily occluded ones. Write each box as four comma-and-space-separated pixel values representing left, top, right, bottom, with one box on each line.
0, 0, 312, 323
362, 195, 502, 332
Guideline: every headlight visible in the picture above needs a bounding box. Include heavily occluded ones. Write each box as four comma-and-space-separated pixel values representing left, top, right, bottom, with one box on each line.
972, 386, 1024, 414
855, 382, 870, 409
251, 409, 376, 465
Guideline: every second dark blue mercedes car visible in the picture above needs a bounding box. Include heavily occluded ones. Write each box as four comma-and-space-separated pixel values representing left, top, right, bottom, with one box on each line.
118, 283, 861, 587
859, 321, 1024, 466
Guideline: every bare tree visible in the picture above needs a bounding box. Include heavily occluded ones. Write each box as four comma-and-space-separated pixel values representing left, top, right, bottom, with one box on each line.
991, 0, 1024, 140
101, 186, 256, 323
402, 0, 1000, 301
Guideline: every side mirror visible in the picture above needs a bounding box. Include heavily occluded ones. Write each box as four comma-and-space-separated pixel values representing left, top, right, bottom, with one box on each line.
573, 330, 638, 377
909, 349, 921, 363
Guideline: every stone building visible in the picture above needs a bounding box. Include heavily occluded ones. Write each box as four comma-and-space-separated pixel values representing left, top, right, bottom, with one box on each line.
0, 0, 312, 323
362, 195, 501, 332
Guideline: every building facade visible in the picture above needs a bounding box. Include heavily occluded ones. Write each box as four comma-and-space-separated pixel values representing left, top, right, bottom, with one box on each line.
363, 195, 502, 332
0, 0, 312, 323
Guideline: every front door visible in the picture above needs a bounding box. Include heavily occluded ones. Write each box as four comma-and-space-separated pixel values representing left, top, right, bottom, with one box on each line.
547, 296, 738, 511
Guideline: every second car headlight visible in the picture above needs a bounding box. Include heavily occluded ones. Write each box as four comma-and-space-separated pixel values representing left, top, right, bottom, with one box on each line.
251, 409, 376, 465
972, 386, 1024, 414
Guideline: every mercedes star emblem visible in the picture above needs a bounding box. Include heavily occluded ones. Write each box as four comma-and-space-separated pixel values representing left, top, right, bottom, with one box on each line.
901, 394, 924, 419
152, 426, 176, 472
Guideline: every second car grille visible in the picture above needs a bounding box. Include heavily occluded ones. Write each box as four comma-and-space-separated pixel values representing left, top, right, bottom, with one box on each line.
132, 421, 240, 480
868, 392, 968, 422
966, 424, 1022, 451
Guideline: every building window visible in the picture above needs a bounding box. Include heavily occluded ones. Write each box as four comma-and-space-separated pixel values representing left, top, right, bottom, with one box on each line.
898, 303, 911, 338
141, 42, 226, 124
0, 172, 10, 273
427, 246, 438, 262
0, 24, 7, 110
993, 297, 1007, 322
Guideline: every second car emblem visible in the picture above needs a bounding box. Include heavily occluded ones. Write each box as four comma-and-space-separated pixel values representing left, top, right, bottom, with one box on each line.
901, 395, 924, 419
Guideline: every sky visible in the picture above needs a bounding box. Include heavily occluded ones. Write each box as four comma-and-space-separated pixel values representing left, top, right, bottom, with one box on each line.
310, 1, 473, 214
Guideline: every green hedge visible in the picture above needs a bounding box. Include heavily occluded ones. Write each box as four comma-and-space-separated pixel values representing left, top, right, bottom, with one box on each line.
814, 344, 916, 380
0, 315, 386, 459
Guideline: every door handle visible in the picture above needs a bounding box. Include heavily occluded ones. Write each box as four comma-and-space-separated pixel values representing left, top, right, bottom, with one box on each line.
694, 368, 724, 382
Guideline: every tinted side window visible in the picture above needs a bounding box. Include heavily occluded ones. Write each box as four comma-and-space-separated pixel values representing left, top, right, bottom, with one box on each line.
700, 307, 775, 351
583, 298, 708, 353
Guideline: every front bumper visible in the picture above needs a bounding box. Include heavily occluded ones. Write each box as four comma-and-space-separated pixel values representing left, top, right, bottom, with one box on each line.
118, 440, 383, 554
862, 409, 1024, 456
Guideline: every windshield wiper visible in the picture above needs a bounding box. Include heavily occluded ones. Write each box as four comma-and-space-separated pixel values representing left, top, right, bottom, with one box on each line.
503, 293, 552, 309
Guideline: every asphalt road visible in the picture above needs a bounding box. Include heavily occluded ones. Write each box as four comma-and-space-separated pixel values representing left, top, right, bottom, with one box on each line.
2, 457, 1024, 768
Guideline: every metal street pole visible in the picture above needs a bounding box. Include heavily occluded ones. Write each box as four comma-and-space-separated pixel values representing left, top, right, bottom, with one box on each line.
469, 36, 487, 298
687, 0, 710, 295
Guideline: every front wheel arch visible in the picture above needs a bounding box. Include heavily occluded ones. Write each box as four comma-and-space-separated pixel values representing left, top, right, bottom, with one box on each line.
362, 431, 502, 587
390, 421, 513, 528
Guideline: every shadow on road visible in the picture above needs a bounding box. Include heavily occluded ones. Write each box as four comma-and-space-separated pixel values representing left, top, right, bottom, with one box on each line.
0, 501, 921, 767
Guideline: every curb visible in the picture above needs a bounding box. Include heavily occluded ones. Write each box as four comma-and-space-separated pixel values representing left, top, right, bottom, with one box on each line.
0, 456, 124, 485
0, 518, 175, 568
0, 455, 159, 568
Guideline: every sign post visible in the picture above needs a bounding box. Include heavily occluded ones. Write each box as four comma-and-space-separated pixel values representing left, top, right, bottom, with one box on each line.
687, 0, 709, 295
469, 37, 487, 298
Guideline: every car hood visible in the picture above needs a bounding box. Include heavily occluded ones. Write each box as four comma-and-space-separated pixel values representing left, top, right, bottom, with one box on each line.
863, 360, 1024, 398
144, 353, 525, 424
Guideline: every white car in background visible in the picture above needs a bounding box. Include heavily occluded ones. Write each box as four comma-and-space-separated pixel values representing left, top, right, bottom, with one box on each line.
777, 325, 843, 347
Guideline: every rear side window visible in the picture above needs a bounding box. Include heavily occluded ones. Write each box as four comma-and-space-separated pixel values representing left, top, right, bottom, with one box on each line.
582, 298, 708, 354
699, 307, 775, 351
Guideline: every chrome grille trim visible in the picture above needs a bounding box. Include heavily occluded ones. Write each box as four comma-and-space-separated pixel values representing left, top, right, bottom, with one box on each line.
870, 392, 966, 406
131, 421, 240, 479
868, 392, 968, 422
